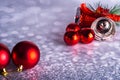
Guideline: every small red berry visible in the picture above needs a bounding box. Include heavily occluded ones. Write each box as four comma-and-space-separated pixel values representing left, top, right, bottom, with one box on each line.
66, 23, 80, 32
64, 31, 80, 45
80, 28, 95, 44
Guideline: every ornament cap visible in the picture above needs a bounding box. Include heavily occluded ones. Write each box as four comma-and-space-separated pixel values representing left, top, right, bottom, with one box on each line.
17, 65, 23, 72
0, 68, 8, 77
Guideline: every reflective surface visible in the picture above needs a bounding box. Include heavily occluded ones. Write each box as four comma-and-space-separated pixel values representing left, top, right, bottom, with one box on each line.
96, 19, 111, 34
0, 0, 120, 80
91, 17, 116, 40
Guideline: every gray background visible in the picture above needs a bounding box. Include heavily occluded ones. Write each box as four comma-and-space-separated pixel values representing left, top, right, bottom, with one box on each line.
0, 0, 120, 80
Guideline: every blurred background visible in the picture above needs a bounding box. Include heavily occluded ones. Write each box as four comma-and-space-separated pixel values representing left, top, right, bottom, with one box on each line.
0, 0, 120, 80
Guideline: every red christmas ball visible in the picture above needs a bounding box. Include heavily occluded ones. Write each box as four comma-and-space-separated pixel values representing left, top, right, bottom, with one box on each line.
80, 28, 95, 44
11, 41, 40, 70
0, 43, 10, 69
64, 31, 80, 45
66, 23, 80, 32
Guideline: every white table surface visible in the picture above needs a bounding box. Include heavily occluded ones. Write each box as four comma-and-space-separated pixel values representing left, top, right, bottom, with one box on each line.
0, 0, 120, 80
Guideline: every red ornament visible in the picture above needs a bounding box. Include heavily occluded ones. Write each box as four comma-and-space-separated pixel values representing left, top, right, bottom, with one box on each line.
11, 41, 40, 70
80, 28, 95, 44
66, 23, 80, 32
64, 31, 80, 45
0, 43, 10, 69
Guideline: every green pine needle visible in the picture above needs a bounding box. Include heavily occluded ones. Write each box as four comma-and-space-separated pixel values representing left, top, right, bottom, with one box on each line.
115, 22, 120, 26
111, 9, 120, 15
110, 5, 118, 12
110, 5, 120, 14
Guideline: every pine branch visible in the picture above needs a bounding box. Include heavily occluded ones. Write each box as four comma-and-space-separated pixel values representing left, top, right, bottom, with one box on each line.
111, 9, 120, 15
110, 5, 118, 12
110, 4, 120, 14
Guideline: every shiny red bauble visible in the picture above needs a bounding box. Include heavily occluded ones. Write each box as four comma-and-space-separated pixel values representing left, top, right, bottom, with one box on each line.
11, 41, 40, 70
0, 43, 10, 69
66, 23, 80, 32
64, 31, 80, 45
80, 28, 95, 44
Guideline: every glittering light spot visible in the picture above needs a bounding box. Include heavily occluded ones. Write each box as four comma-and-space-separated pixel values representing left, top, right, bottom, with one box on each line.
29, 50, 36, 60
74, 35, 79, 40
89, 33, 94, 38
28, 49, 38, 64
22, 27, 29, 30
27, 33, 34, 37
0, 51, 7, 64
0, 52, 6, 61
11, 31, 19, 35
0, 33, 8, 37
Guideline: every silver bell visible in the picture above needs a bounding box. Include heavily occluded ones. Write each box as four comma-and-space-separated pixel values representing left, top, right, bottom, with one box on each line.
91, 17, 116, 40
